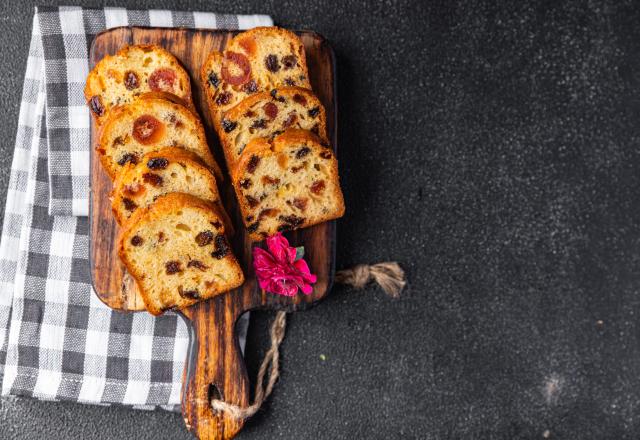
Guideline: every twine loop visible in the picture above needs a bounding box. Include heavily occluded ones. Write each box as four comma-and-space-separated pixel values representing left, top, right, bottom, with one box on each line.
211, 261, 405, 419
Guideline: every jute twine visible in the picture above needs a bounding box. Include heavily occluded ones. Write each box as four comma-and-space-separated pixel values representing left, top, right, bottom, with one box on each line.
210, 262, 406, 419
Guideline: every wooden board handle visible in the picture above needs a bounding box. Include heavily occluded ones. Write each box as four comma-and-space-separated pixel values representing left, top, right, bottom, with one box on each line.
180, 294, 249, 440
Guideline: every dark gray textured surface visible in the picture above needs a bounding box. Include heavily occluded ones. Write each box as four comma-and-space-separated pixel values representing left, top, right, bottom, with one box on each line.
1, 0, 640, 438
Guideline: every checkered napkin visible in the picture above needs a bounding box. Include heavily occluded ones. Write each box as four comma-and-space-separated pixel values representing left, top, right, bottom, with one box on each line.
0, 6, 272, 409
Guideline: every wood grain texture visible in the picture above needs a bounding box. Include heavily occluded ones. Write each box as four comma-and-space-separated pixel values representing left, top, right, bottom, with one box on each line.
89, 27, 337, 440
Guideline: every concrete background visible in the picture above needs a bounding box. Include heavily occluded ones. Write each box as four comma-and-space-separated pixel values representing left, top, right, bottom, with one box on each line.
2, 0, 640, 439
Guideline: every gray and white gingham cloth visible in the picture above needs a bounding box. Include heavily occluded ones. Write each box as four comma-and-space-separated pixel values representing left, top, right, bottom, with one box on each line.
0, 6, 271, 409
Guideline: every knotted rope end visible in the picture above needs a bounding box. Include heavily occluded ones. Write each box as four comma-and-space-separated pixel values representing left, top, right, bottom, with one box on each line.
335, 262, 406, 298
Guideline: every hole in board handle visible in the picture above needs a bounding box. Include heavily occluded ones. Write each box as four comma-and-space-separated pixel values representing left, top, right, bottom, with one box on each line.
209, 383, 223, 411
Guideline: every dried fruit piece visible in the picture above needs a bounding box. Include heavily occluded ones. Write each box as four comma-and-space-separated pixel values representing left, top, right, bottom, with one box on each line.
142, 172, 163, 187
270, 89, 286, 102
247, 221, 260, 233
283, 113, 297, 128
263, 102, 278, 119
320, 150, 332, 159
310, 180, 326, 194
178, 286, 199, 299
130, 235, 144, 246
195, 230, 214, 247
148, 68, 177, 92
133, 115, 164, 144
222, 51, 251, 85
211, 235, 230, 259
284, 78, 296, 86
262, 176, 280, 185
165, 261, 182, 274
293, 94, 307, 105
240, 178, 252, 189
308, 107, 320, 117
215, 91, 232, 106
123, 198, 138, 211
265, 54, 280, 72
222, 119, 238, 133
208, 72, 220, 88
258, 208, 279, 219
292, 198, 308, 211
147, 157, 169, 170
246, 195, 260, 208
247, 155, 260, 173
280, 214, 304, 227
167, 113, 183, 128
296, 147, 311, 159
251, 119, 267, 129
124, 71, 139, 90
187, 260, 208, 271
282, 55, 297, 69
117, 153, 139, 166
89, 96, 104, 116
243, 80, 258, 94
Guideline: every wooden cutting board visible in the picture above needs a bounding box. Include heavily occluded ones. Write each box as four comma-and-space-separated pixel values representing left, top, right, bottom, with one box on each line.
89, 27, 337, 440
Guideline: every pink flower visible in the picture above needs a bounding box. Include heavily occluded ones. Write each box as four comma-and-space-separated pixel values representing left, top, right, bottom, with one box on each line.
253, 233, 317, 296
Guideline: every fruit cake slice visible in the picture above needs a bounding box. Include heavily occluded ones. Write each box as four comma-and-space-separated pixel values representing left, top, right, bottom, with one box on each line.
97, 94, 222, 180
118, 193, 244, 315
232, 129, 345, 241
201, 27, 311, 130
217, 87, 327, 167
85, 44, 192, 125
111, 147, 222, 225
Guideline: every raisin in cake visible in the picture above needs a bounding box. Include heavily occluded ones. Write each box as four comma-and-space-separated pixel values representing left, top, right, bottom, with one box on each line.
201, 27, 311, 130
111, 147, 222, 225
218, 87, 327, 167
232, 129, 345, 240
85, 45, 192, 125
118, 193, 244, 315
97, 94, 221, 180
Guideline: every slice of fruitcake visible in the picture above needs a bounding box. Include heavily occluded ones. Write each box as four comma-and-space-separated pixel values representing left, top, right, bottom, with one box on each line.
85, 44, 192, 125
111, 147, 222, 225
201, 27, 311, 130
231, 129, 345, 241
217, 87, 327, 167
118, 193, 244, 315
97, 94, 222, 180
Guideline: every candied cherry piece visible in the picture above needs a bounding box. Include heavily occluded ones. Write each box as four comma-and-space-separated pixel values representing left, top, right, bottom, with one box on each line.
148, 68, 177, 92
132, 115, 164, 145
221, 51, 251, 86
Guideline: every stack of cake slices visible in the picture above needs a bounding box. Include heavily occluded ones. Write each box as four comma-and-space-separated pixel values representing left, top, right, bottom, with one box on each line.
202, 27, 345, 241
85, 45, 243, 315
85, 27, 345, 315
